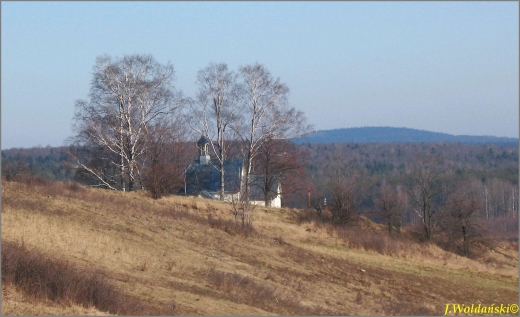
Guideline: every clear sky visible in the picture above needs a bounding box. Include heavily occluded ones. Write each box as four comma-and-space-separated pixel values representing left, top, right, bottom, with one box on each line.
2, 1, 518, 149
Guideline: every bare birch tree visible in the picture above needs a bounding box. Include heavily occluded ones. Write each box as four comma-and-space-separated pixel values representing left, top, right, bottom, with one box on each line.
70, 54, 181, 191
233, 63, 312, 224
189, 63, 241, 200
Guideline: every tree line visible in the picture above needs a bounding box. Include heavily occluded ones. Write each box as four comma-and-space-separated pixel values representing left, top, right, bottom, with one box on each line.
3, 140, 517, 256
290, 142, 518, 257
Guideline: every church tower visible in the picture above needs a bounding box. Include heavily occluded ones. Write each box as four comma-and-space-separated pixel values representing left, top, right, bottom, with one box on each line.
196, 135, 211, 165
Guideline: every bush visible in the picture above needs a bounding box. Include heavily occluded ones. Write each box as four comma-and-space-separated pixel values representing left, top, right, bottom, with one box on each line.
203, 268, 336, 315
334, 226, 422, 257
1, 240, 172, 315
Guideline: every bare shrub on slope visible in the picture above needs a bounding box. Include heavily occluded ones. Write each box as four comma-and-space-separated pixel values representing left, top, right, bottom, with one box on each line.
1, 240, 172, 315
203, 268, 338, 315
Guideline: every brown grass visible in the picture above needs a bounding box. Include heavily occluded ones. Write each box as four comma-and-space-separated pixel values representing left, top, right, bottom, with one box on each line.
2, 178, 518, 315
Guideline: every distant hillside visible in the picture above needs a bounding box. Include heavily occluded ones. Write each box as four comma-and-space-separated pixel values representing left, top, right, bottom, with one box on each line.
295, 127, 518, 146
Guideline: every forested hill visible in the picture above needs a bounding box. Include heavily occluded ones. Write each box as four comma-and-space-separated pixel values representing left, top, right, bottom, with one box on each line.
294, 127, 518, 146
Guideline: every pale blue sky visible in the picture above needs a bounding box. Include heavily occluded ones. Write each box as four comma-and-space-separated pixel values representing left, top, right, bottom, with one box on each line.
2, 1, 518, 149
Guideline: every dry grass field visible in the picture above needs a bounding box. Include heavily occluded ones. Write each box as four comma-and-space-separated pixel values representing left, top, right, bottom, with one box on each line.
1, 178, 518, 315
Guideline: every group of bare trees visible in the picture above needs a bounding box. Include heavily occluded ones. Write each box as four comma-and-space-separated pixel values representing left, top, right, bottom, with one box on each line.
189, 62, 311, 225
314, 170, 360, 226
68, 54, 510, 254
70, 55, 311, 210
189, 63, 241, 201
308, 152, 496, 257
70, 54, 187, 193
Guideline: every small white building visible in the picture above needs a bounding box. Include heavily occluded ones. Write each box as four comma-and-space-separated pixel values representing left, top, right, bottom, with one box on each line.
184, 136, 282, 208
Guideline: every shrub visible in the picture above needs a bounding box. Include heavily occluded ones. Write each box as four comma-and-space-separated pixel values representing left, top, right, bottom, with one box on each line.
203, 268, 338, 315
1, 240, 171, 315
334, 226, 423, 257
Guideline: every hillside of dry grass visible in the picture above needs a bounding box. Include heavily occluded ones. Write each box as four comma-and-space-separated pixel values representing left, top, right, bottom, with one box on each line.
1, 179, 518, 315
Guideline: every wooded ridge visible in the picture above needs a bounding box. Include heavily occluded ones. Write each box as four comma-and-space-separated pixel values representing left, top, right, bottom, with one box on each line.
294, 127, 518, 145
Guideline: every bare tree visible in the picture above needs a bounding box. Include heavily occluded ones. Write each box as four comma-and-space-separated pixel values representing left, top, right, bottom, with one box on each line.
252, 139, 306, 207
234, 63, 312, 214
328, 172, 359, 226
70, 54, 181, 191
1, 153, 30, 182
189, 63, 241, 200
309, 168, 330, 221
441, 182, 485, 257
407, 154, 449, 240
308, 147, 357, 223
69, 144, 119, 189
141, 114, 192, 199
374, 183, 407, 235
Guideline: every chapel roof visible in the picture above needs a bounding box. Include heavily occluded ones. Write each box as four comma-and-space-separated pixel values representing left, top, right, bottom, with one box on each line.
197, 135, 211, 147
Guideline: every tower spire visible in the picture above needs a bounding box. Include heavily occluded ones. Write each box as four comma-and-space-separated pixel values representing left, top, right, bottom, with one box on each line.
197, 135, 211, 165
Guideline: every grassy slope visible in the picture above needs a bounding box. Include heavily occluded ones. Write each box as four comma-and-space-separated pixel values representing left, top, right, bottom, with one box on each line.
2, 180, 518, 315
